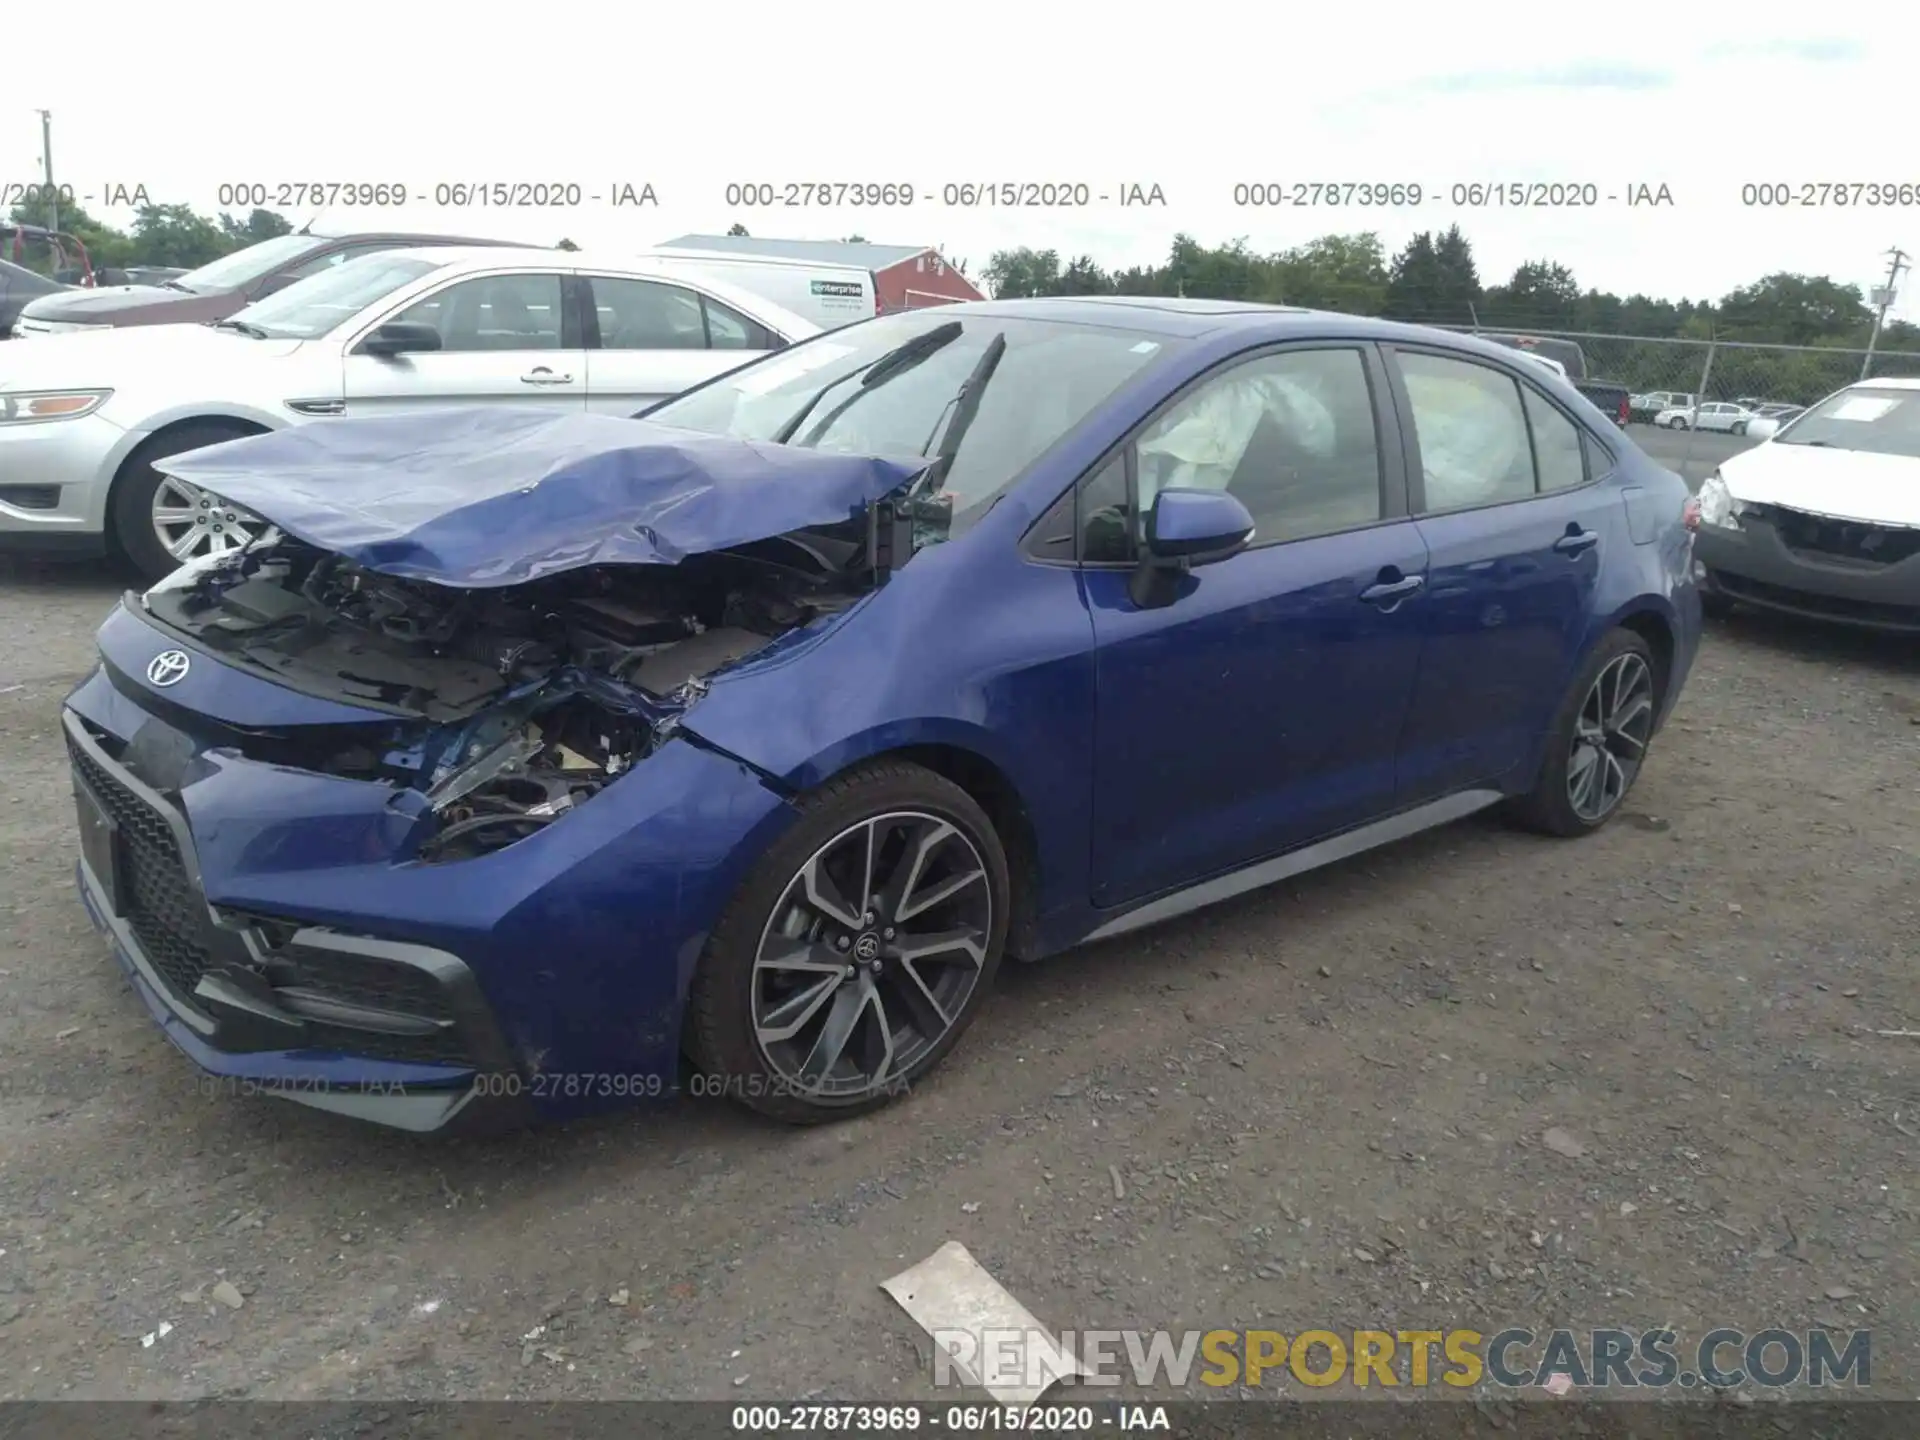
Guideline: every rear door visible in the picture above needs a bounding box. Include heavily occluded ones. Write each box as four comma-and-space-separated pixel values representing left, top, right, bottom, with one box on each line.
1382, 344, 1619, 804
579, 273, 783, 415
340, 267, 587, 415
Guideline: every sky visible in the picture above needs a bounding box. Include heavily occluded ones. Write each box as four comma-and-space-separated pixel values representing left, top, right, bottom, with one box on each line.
14, 3, 1920, 319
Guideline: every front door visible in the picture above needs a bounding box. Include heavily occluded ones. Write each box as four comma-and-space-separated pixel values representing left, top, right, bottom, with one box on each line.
1085, 343, 1431, 908
341, 269, 587, 416
1383, 346, 1615, 803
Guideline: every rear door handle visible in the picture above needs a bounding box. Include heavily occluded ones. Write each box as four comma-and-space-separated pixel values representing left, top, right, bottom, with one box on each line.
1359, 574, 1425, 606
520, 368, 574, 385
1553, 528, 1600, 556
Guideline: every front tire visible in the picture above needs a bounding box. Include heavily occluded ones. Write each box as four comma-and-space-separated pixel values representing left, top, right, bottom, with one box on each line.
1666, 415, 1688, 429
110, 422, 268, 582
1508, 630, 1659, 838
685, 760, 1010, 1123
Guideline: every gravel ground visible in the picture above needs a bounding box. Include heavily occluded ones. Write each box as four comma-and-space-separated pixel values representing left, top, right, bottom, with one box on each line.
0, 541, 1913, 1406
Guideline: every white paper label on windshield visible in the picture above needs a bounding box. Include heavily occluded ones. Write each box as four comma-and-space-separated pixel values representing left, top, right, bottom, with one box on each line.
730, 342, 858, 397
1830, 396, 1899, 422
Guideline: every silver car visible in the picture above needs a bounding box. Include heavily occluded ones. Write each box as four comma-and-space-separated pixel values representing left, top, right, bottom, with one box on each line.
0, 248, 817, 579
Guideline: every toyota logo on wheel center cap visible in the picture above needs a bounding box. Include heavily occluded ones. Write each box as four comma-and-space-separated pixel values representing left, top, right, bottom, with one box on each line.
853, 933, 881, 962
146, 650, 191, 687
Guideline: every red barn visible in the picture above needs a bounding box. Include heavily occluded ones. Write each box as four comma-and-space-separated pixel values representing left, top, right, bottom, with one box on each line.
659, 234, 983, 312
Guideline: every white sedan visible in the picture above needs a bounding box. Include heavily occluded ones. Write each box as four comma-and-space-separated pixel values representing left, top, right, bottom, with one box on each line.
0, 248, 818, 579
1653, 401, 1758, 433
1693, 378, 1920, 632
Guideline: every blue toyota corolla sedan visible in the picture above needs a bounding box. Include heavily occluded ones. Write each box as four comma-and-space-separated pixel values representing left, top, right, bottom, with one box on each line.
61, 298, 1703, 1132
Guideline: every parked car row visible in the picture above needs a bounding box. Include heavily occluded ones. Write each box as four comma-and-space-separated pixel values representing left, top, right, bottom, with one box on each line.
1629, 393, 1806, 432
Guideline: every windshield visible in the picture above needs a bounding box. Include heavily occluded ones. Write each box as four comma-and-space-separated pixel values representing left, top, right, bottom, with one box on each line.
174, 234, 329, 293
1772, 386, 1920, 459
227, 254, 445, 339
644, 311, 1173, 538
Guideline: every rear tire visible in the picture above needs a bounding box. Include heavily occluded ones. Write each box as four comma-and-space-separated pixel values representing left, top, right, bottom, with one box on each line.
1507, 630, 1659, 838
1667, 415, 1688, 429
684, 760, 1010, 1124
110, 422, 266, 582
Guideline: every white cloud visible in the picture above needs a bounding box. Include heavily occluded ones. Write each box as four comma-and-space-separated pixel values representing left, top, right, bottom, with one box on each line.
14, 2, 1917, 321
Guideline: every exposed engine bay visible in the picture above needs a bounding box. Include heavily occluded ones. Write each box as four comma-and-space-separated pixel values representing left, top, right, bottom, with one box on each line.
139, 527, 872, 861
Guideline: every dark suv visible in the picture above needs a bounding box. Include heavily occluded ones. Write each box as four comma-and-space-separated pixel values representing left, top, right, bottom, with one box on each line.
12, 229, 519, 335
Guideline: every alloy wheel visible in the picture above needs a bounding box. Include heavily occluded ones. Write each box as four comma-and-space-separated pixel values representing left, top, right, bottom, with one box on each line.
751, 810, 992, 1102
151, 474, 265, 563
1567, 652, 1654, 822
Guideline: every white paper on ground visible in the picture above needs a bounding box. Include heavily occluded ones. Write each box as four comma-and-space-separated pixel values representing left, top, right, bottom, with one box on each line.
881, 1240, 1086, 1405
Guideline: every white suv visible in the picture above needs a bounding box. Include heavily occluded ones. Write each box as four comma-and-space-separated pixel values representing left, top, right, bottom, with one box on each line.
0, 247, 818, 578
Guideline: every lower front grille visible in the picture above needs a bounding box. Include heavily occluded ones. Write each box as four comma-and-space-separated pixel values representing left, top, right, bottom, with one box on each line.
1760, 507, 1920, 567
68, 737, 217, 1001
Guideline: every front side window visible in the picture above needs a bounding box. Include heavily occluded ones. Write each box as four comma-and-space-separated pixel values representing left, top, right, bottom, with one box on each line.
645, 312, 1172, 541
1133, 347, 1384, 544
1396, 351, 1535, 511
703, 295, 777, 350
392, 272, 563, 352
227, 253, 446, 339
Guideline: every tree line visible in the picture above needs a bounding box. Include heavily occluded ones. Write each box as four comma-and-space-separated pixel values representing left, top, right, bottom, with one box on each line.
982, 228, 1920, 403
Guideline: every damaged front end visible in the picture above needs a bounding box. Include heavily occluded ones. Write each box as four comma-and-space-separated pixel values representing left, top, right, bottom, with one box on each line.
127, 409, 934, 863
139, 523, 877, 861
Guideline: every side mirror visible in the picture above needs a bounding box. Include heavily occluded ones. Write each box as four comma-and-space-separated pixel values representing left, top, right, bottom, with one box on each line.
1130, 487, 1255, 608
1745, 417, 1779, 441
359, 322, 442, 358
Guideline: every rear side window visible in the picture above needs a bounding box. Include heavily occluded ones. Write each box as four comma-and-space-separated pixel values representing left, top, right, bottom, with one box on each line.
703, 295, 778, 350
1521, 386, 1588, 492
1396, 352, 1534, 511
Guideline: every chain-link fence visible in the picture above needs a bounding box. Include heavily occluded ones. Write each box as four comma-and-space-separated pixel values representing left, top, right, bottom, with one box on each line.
1434, 325, 1920, 424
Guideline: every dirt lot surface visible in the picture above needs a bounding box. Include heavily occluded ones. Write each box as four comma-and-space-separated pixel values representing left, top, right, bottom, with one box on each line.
0, 552, 1913, 1406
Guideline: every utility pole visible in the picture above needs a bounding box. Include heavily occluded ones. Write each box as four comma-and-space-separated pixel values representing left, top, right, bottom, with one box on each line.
36, 109, 59, 235
1861, 246, 1908, 381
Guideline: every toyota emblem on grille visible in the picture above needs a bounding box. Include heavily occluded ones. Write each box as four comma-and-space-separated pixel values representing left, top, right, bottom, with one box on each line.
147, 650, 191, 687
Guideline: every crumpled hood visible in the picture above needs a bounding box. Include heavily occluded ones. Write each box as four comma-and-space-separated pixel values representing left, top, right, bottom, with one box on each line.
153, 406, 930, 587
1721, 440, 1920, 528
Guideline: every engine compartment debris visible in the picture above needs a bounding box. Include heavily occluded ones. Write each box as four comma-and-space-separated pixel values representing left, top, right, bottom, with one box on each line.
137, 529, 870, 860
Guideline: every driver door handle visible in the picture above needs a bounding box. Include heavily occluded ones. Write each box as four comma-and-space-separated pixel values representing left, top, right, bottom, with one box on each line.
520, 368, 574, 385
1553, 528, 1600, 556
1359, 574, 1425, 606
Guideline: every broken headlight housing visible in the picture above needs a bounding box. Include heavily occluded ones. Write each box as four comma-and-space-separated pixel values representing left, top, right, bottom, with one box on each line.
1696, 472, 1744, 530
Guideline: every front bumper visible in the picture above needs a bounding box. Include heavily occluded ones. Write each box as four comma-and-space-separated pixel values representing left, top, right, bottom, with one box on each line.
61, 662, 798, 1132
1695, 513, 1920, 633
0, 410, 128, 554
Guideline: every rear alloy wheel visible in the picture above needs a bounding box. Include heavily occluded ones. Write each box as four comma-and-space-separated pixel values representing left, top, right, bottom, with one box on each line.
1508, 630, 1659, 837
1667, 415, 1688, 429
110, 423, 266, 581
686, 762, 1010, 1122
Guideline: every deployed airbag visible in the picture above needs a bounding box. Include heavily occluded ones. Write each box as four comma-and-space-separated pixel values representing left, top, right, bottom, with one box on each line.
154, 407, 929, 588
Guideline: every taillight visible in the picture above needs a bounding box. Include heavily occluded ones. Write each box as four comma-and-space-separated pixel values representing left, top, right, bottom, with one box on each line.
1618, 396, 1630, 424
1682, 498, 1701, 532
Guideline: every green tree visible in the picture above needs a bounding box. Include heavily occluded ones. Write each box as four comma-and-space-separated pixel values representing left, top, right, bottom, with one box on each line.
128, 204, 227, 268
1273, 234, 1387, 313
554, 237, 580, 251
726, 222, 749, 236
1056, 255, 1112, 295
1715, 273, 1873, 347
217, 209, 293, 245
1431, 225, 1482, 322
1486, 260, 1581, 329
984, 247, 1063, 298
1383, 231, 1444, 321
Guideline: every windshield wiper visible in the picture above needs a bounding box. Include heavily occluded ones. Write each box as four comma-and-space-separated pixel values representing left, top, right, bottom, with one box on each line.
914, 331, 1008, 492
773, 320, 963, 445
211, 318, 269, 338
162, 280, 196, 293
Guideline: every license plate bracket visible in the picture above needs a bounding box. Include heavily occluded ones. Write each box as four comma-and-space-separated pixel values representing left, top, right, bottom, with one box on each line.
74, 779, 124, 916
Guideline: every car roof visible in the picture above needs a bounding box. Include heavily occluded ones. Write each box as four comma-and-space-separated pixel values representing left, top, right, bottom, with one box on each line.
1848, 375, 1920, 390
372, 246, 820, 336
898, 297, 1577, 363
300, 228, 522, 246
